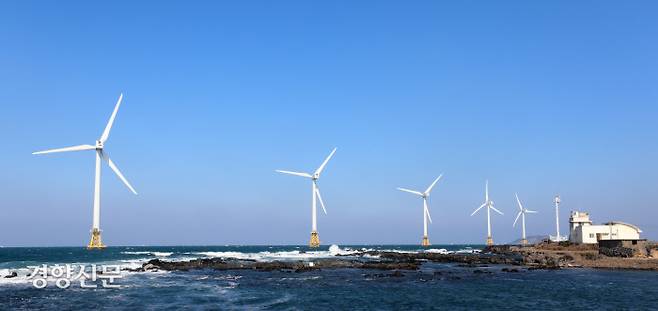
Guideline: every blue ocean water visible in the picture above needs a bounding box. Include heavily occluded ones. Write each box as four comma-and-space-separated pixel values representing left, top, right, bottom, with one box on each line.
1, 245, 657, 310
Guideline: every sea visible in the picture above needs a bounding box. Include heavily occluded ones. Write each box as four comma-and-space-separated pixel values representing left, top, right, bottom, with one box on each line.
1, 245, 657, 310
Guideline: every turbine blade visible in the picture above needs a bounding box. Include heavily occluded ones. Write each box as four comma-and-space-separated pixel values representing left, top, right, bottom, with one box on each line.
275, 170, 312, 178
424, 200, 433, 224
525, 210, 538, 213
485, 180, 489, 202
424, 174, 443, 195
397, 187, 423, 196
491, 206, 503, 215
314, 148, 337, 176
101, 151, 137, 195
471, 203, 486, 216
515, 193, 524, 211
316, 188, 327, 215
32, 144, 96, 155
100, 93, 123, 143
513, 211, 522, 227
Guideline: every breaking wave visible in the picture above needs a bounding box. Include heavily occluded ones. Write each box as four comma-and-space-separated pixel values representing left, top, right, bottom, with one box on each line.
194, 244, 359, 262
424, 248, 453, 254
121, 251, 173, 257
0, 245, 485, 287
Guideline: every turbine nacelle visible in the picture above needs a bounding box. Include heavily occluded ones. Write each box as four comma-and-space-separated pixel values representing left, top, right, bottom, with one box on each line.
397, 174, 444, 227
472, 181, 503, 216
276, 148, 337, 221
32, 93, 137, 196
513, 193, 537, 227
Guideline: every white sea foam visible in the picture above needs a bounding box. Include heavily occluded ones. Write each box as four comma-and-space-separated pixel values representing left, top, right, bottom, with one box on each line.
363, 247, 481, 255
191, 246, 464, 262
0, 268, 33, 286
454, 248, 481, 254
121, 251, 173, 257
425, 248, 454, 254
118, 259, 151, 270
0, 246, 485, 287
0, 257, 173, 287
194, 244, 359, 262
372, 249, 415, 254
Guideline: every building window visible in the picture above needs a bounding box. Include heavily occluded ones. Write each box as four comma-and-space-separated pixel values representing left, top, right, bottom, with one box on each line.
632, 240, 637, 245
589, 234, 594, 238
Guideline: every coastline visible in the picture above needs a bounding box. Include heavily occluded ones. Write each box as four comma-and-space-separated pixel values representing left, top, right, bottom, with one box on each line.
487, 243, 658, 271
128, 243, 658, 273
3, 245, 657, 309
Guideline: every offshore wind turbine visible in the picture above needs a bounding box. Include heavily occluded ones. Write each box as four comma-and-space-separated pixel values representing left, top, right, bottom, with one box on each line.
33, 94, 137, 249
276, 148, 336, 248
397, 174, 443, 247
471, 180, 503, 246
513, 193, 537, 246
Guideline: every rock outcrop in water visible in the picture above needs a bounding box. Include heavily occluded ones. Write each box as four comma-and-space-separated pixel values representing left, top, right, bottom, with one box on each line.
132, 257, 421, 273
351, 250, 524, 266
4, 271, 17, 278
132, 250, 527, 273
128, 242, 658, 274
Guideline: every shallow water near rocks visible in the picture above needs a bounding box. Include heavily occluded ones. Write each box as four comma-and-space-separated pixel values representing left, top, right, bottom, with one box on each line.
1, 245, 657, 310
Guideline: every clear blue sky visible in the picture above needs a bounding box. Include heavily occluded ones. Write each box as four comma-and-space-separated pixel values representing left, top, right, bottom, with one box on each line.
1, 1, 657, 246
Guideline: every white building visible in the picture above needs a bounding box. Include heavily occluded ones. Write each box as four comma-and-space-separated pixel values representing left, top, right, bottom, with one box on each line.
569, 211, 642, 244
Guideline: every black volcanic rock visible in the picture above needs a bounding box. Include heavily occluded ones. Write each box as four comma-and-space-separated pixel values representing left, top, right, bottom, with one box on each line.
135, 258, 421, 273
128, 246, 613, 275
357, 251, 524, 266
4, 271, 17, 278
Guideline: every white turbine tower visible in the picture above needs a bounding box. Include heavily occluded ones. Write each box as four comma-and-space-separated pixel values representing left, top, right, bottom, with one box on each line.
33, 94, 137, 249
397, 174, 443, 247
550, 195, 566, 242
471, 180, 502, 246
276, 148, 336, 248
513, 193, 537, 246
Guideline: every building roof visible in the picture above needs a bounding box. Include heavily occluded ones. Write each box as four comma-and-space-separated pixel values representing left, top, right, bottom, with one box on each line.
603, 221, 642, 233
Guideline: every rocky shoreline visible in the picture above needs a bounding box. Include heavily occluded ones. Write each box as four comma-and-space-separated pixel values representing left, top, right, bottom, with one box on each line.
129, 249, 539, 273
130, 244, 658, 274
129, 257, 421, 273
487, 244, 658, 271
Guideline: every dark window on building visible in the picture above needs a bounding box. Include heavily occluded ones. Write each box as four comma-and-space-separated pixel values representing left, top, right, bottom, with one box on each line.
632, 240, 637, 245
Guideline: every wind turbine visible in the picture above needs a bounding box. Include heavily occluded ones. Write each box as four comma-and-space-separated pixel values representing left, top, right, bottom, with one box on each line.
550, 195, 566, 242
513, 193, 537, 246
276, 148, 336, 248
397, 174, 443, 247
33, 94, 137, 249
471, 180, 502, 246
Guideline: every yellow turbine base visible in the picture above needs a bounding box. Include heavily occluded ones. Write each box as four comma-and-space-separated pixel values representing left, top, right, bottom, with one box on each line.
309, 231, 320, 248
87, 229, 106, 249
421, 236, 430, 247
521, 238, 528, 246
486, 236, 494, 246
